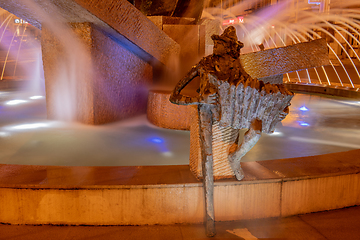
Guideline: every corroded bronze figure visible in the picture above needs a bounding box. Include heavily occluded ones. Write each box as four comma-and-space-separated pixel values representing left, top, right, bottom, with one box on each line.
170, 26, 293, 236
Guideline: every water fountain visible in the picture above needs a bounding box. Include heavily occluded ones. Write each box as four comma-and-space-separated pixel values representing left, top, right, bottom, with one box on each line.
0, 10, 42, 93
0, 0, 359, 237
202, 0, 360, 91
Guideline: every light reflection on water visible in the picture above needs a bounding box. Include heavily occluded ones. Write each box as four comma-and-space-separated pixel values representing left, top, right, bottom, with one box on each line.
0, 91, 359, 165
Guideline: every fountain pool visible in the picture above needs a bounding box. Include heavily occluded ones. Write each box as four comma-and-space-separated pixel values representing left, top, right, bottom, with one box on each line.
1, 89, 359, 167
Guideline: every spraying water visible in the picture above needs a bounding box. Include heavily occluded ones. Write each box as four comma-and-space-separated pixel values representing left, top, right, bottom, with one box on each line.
202, 0, 360, 88
0, 0, 93, 122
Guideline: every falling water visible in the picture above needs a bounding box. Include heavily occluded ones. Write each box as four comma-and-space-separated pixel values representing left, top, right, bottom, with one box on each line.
0, 8, 43, 97
1, 17, 19, 81
0, 0, 93, 122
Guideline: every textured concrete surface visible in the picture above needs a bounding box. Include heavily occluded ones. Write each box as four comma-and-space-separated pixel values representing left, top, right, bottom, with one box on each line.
147, 90, 194, 130
74, 0, 180, 64
148, 16, 196, 30
189, 112, 237, 179
0, 0, 179, 65
0, 0, 181, 124
42, 23, 152, 124
163, 24, 205, 76
0, 149, 359, 225
200, 19, 221, 47
0, 206, 360, 239
240, 38, 330, 79
149, 20, 206, 89
171, 0, 205, 22
134, 0, 178, 16
132, 0, 205, 22
90, 24, 152, 124
200, 19, 221, 56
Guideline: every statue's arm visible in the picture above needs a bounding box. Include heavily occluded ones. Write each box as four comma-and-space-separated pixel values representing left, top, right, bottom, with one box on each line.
169, 65, 201, 105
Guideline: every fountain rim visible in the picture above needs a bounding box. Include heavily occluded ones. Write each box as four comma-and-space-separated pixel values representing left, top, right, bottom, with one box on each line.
0, 85, 360, 226
0, 148, 359, 226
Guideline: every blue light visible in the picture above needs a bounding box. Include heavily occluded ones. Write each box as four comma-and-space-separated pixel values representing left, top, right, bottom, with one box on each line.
299, 106, 309, 111
299, 121, 310, 127
148, 137, 172, 156
149, 137, 164, 144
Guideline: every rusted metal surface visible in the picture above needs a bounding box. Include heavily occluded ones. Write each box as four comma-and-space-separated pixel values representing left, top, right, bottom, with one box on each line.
198, 104, 216, 237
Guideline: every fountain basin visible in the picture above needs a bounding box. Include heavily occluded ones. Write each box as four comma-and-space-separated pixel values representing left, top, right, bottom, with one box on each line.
0, 149, 359, 225
1, 86, 360, 226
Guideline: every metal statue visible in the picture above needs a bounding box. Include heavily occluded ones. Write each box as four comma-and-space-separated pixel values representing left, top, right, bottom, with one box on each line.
169, 26, 293, 237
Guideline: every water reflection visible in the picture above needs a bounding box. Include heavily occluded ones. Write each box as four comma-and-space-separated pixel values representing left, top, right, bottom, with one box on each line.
0, 91, 359, 165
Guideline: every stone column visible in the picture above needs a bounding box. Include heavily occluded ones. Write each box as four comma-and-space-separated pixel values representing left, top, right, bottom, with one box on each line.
42, 22, 152, 124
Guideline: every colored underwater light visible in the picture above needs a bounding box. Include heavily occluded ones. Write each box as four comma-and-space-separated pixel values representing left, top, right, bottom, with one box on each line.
299, 121, 310, 127
299, 106, 309, 111
149, 137, 164, 144
148, 137, 172, 156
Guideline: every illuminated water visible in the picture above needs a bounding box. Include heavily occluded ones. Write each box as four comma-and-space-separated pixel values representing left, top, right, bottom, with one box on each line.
0, 3, 360, 166
203, 0, 360, 88
0, 90, 359, 166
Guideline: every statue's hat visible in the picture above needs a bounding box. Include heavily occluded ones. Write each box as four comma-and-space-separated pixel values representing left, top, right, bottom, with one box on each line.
211, 26, 239, 43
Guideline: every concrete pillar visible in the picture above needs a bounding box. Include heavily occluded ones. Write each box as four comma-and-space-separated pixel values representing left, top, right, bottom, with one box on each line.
42, 22, 152, 124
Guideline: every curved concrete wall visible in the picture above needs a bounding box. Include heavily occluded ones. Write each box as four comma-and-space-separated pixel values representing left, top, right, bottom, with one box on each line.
1, 149, 359, 225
